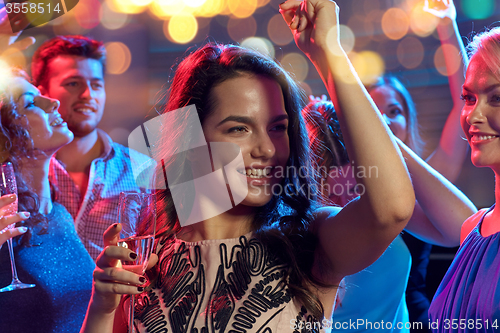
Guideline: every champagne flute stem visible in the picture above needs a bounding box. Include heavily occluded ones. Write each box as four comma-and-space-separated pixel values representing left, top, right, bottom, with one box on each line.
7, 238, 21, 283
128, 294, 135, 333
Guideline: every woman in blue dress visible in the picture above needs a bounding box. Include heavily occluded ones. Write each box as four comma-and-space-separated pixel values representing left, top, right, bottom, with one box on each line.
428, 27, 500, 330
0, 68, 96, 332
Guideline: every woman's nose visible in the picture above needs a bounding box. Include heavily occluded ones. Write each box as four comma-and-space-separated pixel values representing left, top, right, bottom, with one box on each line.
39, 96, 60, 113
251, 134, 275, 160
466, 102, 486, 125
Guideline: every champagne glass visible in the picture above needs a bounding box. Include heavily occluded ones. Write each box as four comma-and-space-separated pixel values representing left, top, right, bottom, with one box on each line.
117, 191, 156, 333
0, 162, 35, 292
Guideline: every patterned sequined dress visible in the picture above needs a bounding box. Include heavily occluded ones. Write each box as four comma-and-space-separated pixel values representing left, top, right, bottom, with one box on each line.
133, 233, 328, 333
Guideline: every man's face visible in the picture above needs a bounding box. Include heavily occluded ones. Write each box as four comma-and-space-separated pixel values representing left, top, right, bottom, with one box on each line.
41, 55, 106, 138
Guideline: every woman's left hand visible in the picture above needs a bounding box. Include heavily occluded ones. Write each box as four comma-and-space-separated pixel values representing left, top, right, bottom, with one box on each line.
279, 0, 340, 57
423, 0, 456, 20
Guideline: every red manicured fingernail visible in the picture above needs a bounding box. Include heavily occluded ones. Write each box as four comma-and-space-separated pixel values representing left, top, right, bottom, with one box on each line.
129, 252, 137, 260
139, 276, 146, 283
137, 286, 144, 292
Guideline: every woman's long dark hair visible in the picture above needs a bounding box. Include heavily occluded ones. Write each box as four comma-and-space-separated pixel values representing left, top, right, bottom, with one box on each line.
302, 101, 349, 181
142, 43, 332, 319
0, 70, 47, 245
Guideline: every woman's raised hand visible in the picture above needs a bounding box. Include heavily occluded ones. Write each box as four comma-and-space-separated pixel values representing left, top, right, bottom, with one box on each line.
423, 0, 456, 20
90, 223, 158, 313
279, 0, 340, 57
0, 194, 28, 248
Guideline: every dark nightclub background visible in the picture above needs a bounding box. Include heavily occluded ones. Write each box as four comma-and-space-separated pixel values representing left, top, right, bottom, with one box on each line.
2, 0, 498, 301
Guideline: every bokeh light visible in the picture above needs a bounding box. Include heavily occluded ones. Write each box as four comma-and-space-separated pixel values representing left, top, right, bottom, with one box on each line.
241, 37, 275, 59
131, 0, 154, 6
2, 47, 26, 68
108, 0, 147, 14
267, 13, 293, 46
324, 25, 356, 56
410, 1, 439, 37
350, 51, 385, 85
183, 0, 207, 7
382, 8, 409, 40
100, 2, 129, 30
402, 0, 421, 12
228, 16, 257, 43
281, 53, 309, 82
228, 0, 257, 18
256, 0, 271, 6
150, 0, 185, 19
460, 0, 495, 20
397, 36, 424, 69
0, 47, 26, 70
195, 0, 226, 17
0, 60, 12, 92
105, 42, 132, 75
167, 14, 198, 44
339, 24, 356, 54
434, 44, 461, 76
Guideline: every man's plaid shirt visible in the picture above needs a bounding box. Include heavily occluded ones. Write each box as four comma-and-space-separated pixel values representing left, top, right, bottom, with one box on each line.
49, 129, 142, 260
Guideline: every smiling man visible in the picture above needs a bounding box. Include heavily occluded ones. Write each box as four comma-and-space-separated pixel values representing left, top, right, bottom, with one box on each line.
32, 36, 142, 260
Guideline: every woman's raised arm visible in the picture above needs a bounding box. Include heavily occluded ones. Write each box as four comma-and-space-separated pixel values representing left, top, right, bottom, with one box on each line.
423, 0, 469, 181
280, 0, 415, 280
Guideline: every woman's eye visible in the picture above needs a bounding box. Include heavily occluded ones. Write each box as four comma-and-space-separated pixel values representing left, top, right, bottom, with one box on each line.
460, 94, 475, 104
271, 124, 287, 132
490, 95, 500, 104
228, 126, 247, 133
389, 109, 402, 116
66, 82, 78, 87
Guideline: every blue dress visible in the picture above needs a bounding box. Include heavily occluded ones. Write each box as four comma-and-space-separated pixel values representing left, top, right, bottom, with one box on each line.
0, 202, 95, 333
333, 235, 411, 332
428, 205, 500, 332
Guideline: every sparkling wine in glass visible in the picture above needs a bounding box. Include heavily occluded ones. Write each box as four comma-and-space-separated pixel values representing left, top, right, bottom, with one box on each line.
0, 162, 35, 292
117, 191, 156, 333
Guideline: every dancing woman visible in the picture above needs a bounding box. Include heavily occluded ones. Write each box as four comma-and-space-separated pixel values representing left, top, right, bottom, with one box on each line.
81, 1, 416, 332
428, 26, 500, 327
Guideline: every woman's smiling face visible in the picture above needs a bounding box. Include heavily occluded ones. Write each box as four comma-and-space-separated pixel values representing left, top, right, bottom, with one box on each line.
461, 53, 500, 172
10, 77, 73, 155
201, 74, 290, 208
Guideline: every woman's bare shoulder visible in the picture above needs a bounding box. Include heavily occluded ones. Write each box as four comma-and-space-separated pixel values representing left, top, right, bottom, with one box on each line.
460, 208, 489, 244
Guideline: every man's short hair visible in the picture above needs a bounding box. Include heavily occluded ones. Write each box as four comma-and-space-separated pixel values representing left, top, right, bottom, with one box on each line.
31, 35, 106, 88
